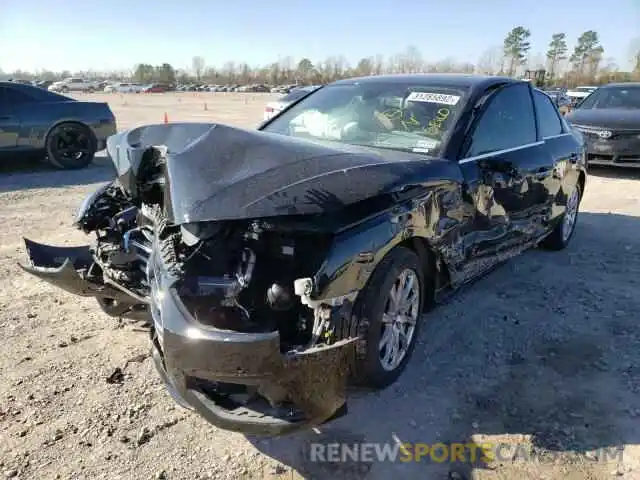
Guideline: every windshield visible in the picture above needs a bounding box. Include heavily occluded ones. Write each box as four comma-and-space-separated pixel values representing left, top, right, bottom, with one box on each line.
577, 86, 640, 110
280, 88, 314, 103
262, 82, 467, 155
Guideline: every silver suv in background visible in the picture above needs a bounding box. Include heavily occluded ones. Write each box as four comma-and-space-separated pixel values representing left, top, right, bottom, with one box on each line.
48, 77, 98, 93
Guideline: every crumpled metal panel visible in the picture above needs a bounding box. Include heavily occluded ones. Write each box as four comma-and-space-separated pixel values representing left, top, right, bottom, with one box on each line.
105, 122, 450, 224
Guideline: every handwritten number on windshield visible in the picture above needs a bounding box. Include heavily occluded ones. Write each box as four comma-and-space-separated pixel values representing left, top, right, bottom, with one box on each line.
425, 108, 450, 136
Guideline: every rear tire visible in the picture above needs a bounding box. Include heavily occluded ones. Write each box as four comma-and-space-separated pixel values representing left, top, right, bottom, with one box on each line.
46, 123, 96, 169
540, 181, 582, 251
350, 247, 425, 389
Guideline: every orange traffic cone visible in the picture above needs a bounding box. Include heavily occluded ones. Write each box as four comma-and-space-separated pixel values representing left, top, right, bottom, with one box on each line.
163, 112, 168, 124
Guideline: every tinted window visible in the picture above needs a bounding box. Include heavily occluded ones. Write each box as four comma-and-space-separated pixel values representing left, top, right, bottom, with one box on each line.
264, 82, 468, 156
466, 83, 537, 157
0, 86, 35, 106
577, 86, 640, 110
533, 90, 563, 137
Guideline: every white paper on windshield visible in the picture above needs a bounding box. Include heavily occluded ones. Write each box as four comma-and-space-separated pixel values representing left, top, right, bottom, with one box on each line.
406, 92, 461, 105
412, 139, 439, 153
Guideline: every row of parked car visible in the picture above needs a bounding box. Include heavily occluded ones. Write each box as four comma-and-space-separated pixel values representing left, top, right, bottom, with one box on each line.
175, 83, 303, 93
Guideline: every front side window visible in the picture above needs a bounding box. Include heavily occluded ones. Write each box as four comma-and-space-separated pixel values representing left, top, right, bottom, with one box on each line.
465, 83, 537, 157
263, 82, 468, 155
577, 86, 640, 110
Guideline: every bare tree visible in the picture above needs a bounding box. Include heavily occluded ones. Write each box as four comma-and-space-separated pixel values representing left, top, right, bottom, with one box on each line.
476, 46, 502, 75
192, 56, 205, 82
373, 54, 384, 75
403, 46, 424, 73
629, 37, 640, 73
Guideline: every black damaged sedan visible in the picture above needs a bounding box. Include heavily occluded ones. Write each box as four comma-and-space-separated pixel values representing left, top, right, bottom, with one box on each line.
566, 82, 640, 168
20, 74, 587, 436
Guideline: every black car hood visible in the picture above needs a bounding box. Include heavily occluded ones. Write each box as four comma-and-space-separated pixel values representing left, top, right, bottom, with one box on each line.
566, 108, 640, 130
106, 123, 450, 224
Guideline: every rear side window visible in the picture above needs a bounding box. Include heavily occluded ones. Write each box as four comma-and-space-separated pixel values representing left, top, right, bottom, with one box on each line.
533, 90, 563, 138
0, 86, 35, 106
465, 83, 537, 157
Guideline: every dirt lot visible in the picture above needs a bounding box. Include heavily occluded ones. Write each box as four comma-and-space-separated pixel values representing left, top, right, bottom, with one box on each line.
1, 92, 640, 480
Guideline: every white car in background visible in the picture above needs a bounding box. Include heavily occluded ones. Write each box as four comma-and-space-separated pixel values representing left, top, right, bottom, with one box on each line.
104, 82, 144, 93
566, 85, 598, 105
263, 85, 322, 121
48, 77, 98, 93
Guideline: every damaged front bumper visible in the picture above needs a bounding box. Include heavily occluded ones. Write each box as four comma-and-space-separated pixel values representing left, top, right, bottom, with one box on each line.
149, 253, 357, 436
18, 238, 148, 320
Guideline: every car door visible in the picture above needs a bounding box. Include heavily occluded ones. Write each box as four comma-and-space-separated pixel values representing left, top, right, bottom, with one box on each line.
532, 89, 573, 203
0, 86, 20, 150
457, 82, 549, 260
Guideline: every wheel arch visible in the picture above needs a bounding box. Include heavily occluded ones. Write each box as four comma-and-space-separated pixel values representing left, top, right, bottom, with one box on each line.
44, 120, 99, 169
396, 236, 444, 311
45, 120, 98, 148
577, 170, 586, 203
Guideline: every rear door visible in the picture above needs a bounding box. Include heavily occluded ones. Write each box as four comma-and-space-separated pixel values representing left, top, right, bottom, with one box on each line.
532, 89, 575, 202
0, 86, 22, 150
457, 82, 548, 260
0, 85, 40, 151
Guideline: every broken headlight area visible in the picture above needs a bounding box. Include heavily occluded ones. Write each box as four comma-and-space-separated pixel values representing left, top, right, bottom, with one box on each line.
148, 217, 360, 435
20, 181, 155, 322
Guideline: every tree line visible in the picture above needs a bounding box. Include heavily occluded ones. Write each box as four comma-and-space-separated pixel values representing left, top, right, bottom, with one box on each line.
3, 29, 640, 88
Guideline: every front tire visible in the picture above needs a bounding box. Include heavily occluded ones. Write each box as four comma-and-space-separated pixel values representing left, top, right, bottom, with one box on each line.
350, 247, 425, 389
46, 123, 96, 169
540, 181, 582, 250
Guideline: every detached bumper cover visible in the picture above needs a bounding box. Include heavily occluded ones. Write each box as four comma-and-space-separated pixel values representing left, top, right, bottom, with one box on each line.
149, 254, 356, 436
18, 238, 148, 319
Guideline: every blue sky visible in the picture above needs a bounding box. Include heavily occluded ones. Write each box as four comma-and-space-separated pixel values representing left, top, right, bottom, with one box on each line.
1, 0, 639, 73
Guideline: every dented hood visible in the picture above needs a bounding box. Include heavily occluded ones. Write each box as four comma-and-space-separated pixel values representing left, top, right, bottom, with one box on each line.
106, 123, 442, 224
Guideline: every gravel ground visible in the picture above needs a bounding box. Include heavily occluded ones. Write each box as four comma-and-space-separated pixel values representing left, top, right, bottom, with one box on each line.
1, 93, 639, 480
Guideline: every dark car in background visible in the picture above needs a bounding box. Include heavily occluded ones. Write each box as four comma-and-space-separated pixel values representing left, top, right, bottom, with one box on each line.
544, 89, 572, 115
143, 83, 173, 93
0, 81, 116, 169
21, 74, 587, 435
565, 83, 640, 168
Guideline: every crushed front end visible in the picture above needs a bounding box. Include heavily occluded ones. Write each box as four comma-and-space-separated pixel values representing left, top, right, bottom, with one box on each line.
147, 214, 358, 435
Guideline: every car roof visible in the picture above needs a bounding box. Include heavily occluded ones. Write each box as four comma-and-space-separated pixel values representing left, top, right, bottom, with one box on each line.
330, 73, 518, 91
0, 81, 72, 101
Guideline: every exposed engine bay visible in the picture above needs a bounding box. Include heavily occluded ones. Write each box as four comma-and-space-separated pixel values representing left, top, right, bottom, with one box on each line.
74, 172, 343, 353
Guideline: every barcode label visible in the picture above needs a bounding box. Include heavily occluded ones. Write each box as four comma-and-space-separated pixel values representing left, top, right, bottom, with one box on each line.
406, 92, 461, 105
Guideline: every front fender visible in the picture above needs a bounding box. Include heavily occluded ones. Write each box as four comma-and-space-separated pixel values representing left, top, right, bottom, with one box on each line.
312, 182, 465, 301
